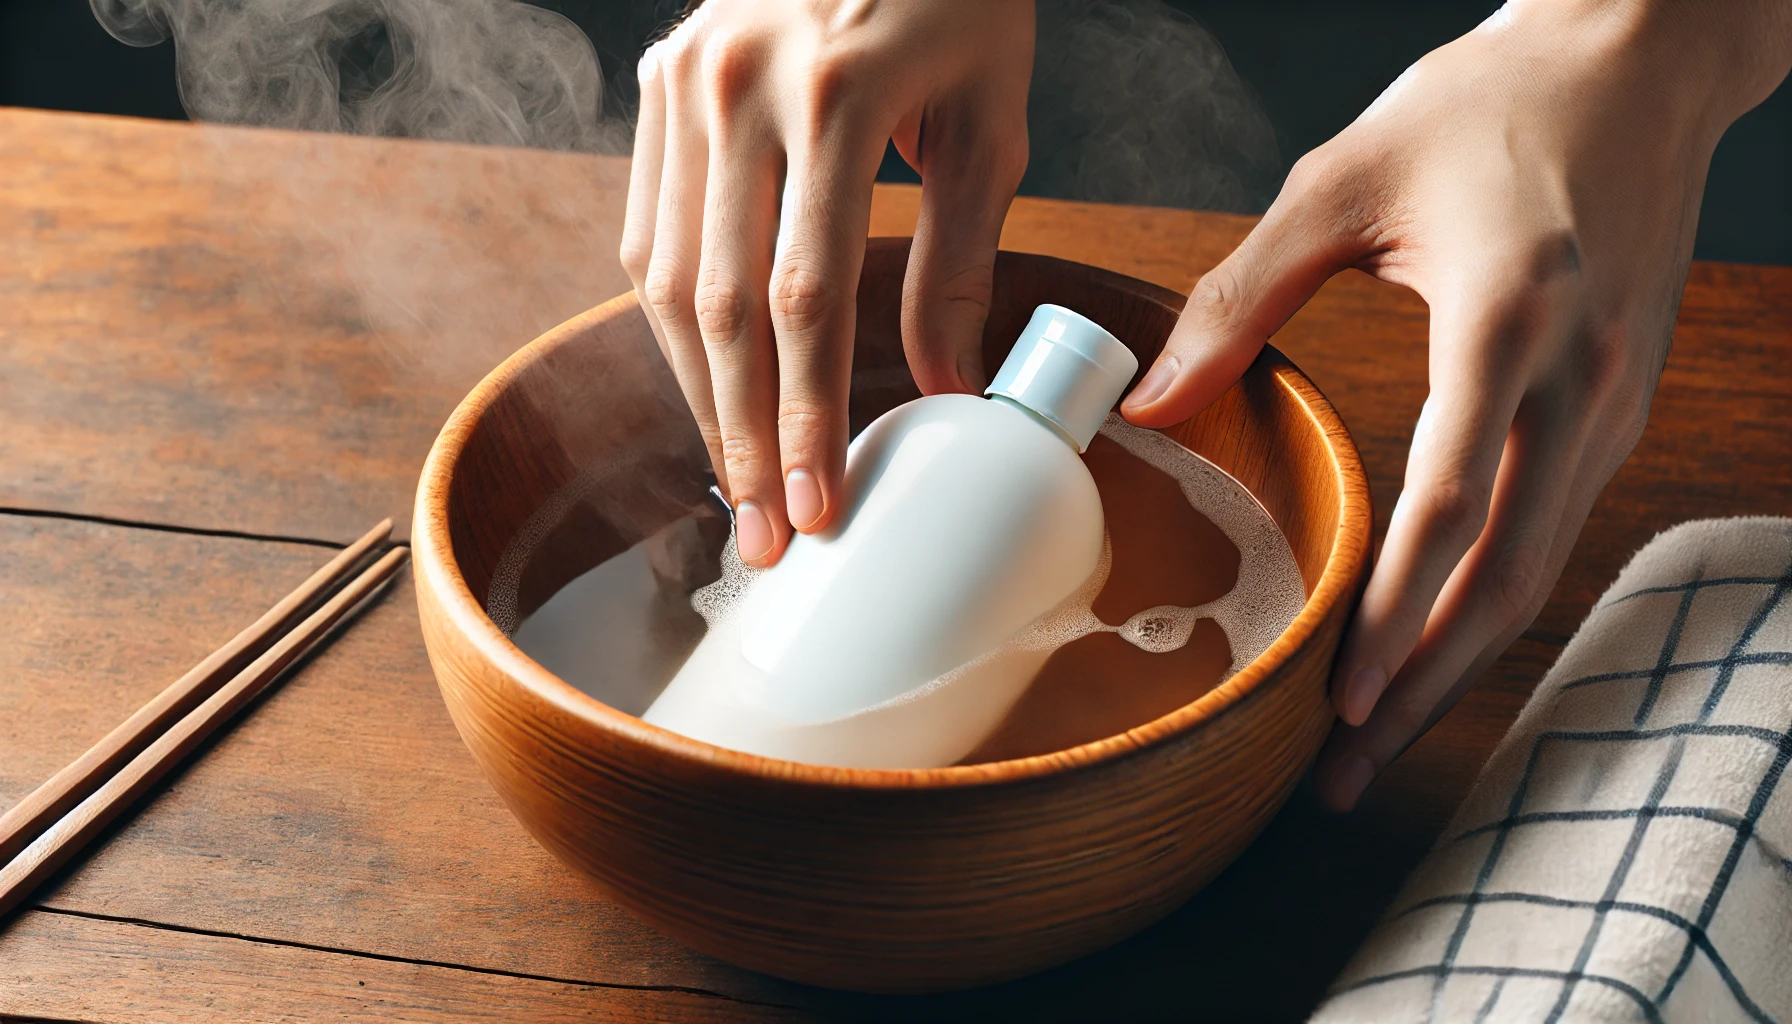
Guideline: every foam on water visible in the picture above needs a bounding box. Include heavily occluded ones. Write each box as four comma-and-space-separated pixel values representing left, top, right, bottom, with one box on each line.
687, 413, 1305, 711
507, 412, 1308, 765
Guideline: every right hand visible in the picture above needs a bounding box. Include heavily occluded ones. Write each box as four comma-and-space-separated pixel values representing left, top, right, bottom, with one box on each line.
1117, 0, 1792, 810
621, 0, 1036, 567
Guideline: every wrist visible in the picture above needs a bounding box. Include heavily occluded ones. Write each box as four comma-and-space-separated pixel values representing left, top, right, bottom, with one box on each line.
1501, 0, 1792, 131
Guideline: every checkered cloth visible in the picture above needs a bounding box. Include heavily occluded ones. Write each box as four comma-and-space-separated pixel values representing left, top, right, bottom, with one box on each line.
1311, 517, 1792, 1024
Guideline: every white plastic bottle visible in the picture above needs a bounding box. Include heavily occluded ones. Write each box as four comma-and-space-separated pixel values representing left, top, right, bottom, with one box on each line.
644, 304, 1138, 767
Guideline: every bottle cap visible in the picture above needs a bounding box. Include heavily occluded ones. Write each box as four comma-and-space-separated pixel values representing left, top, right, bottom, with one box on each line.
984, 304, 1139, 452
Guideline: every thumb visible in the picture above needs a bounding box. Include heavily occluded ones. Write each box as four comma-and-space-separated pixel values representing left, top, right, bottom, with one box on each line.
1122, 175, 1367, 427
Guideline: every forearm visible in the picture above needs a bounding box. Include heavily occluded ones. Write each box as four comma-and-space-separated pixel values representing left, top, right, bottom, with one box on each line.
1503, 0, 1792, 134
1654, 0, 1792, 117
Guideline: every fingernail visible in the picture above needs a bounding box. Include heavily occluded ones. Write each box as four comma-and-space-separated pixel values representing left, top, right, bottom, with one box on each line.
735, 501, 774, 563
1324, 755, 1376, 813
785, 469, 824, 532
1343, 666, 1388, 725
1123, 354, 1179, 411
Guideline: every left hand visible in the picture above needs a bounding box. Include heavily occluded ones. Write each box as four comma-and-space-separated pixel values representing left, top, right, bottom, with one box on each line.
619, 0, 1035, 568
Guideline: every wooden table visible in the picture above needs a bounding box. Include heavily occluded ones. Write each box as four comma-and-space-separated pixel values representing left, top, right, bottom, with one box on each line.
2, 106, 1786, 1023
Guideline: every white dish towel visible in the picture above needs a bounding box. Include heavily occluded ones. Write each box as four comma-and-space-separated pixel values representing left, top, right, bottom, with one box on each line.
1312, 517, 1792, 1024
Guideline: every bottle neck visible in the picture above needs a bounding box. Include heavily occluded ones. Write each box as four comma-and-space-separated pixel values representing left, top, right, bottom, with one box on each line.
988, 394, 1083, 452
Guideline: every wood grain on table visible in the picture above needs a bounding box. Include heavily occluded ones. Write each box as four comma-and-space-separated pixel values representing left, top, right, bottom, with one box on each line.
2, 107, 1787, 1022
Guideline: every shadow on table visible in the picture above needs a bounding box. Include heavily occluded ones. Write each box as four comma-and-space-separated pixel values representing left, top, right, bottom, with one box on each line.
791, 775, 1439, 1023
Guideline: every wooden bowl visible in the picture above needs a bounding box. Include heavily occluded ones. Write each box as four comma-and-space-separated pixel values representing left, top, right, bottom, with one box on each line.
412, 238, 1371, 993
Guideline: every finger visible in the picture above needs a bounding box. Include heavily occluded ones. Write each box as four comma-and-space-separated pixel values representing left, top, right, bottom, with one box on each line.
697, 51, 788, 567
1328, 258, 1586, 730
900, 101, 1029, 396
1325, 309, 1537, 752
1121, 154, 1369, 427
1315, 393, 1590, 812
621, 44, 670, 362
767, 135, 885, 539
1317, 338, 1649, 811
642, 36, 726, 500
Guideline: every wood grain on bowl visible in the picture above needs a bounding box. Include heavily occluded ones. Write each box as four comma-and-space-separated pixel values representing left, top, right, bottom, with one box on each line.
412, 239, 1372, 993
7, 108, 1790, 1020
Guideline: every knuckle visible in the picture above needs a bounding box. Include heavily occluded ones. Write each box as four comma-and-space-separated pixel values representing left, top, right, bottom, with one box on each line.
1575, 317, 1634, 402
1285, 148, 1337, 192
769, 260, 839, 334
1561, 316, 1654, 465
927, 258, 995, 314
798, 52, 858, 126
1376, 692, 1433, 749
637, 41, 669, 89
718, 431, 770, 475
642, 260, 688, 322
776, 399, 833, 441
656, 34, 697, 83
701, 30, 763, 110
1188, 266, 1242, 329
1378, 690, 1434, 749
1283, 146, 1354, 207
1478, 287, 1554, 359
1489, 540, 1549, 620
693, 272, 756, 340
698, 421, 725, 458
1418, 474, 1492, 542
693, 416, 726, 463
619, 229, 653, 282
1476, 232, 1587, 354
1522, 230, 1585, 288
1279, 144, 1384, 240
913, 104, 1027, 192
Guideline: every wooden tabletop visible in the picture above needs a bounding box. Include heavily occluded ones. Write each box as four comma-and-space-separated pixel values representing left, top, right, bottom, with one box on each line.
2, 106, 1787, 1023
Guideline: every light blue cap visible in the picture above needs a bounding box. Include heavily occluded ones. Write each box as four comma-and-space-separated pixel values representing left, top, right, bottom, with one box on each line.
984, 304, 1139, 452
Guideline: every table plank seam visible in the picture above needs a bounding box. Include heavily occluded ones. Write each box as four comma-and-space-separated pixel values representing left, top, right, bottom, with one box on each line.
24, 907, 809, 1012
0, 505, 1581, 652
0, 506, 347, 551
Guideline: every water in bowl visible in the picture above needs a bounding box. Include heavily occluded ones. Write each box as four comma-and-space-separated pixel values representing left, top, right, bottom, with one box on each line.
504, 415, 1306, 765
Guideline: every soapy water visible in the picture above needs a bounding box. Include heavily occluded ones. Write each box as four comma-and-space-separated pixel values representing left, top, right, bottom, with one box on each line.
680, 414, 1304, 715
1095, 412, 1306, 671
509, 413, 1306, 737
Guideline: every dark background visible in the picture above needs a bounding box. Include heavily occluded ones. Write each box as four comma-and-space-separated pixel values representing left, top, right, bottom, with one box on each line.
3, 0, 1786, 265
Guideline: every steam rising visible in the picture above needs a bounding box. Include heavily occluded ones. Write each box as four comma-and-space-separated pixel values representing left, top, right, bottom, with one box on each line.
1029, 0, 1281, 213
93, 0, 1276, 212
90, 0, 628, 153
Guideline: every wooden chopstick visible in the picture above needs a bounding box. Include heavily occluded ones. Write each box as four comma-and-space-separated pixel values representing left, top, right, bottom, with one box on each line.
0, 517, 392, 868
0, 543, 410, 920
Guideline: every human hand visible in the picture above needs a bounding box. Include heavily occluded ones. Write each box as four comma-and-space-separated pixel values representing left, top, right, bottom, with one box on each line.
1119, 0, 1792, 810
621, 0, 1035, 567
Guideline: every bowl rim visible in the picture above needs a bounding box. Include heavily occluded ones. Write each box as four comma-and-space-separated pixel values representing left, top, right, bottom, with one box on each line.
414, 247, 1371, 791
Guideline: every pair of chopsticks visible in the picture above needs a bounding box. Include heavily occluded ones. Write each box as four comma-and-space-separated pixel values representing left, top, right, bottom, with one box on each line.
0, 519, 409, 919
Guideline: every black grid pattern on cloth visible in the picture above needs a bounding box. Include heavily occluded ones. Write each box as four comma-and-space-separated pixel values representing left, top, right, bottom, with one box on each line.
1333, 561, 1792, 1023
